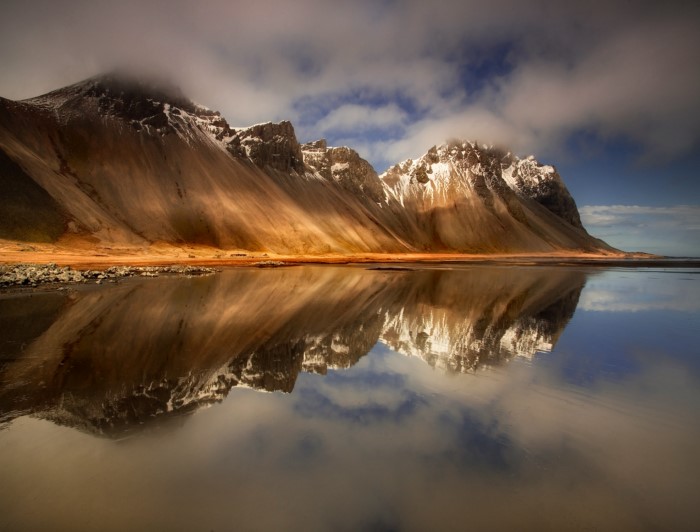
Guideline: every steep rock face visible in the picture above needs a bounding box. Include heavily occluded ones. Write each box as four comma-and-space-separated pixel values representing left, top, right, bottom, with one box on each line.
501, 153, 583, 229
229, 121, 305, 173
382, 141, 579, 227
302, 140, 386, 203
26, 73, 234, 140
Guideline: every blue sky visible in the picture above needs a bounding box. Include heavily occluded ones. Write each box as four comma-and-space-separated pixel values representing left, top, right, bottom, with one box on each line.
1, 0, 699, 255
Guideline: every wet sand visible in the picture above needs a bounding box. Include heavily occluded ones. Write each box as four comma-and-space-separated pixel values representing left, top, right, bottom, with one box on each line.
1, 238, 697, 269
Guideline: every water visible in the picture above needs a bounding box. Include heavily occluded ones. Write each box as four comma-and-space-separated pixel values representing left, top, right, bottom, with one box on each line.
0, 265, 698, 531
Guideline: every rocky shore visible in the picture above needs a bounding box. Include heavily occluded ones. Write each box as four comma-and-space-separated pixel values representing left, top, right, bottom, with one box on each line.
0, 263, 218, 288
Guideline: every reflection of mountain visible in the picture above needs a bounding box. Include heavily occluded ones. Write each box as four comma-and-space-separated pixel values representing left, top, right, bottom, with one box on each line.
0, 266, 585, 436
380, 268, 583, 372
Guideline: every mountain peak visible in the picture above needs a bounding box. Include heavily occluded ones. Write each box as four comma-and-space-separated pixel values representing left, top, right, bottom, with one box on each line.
228, 120, 305, 173
301, 141, 386, 202
21, 71, 235, 140
380, 139, 584, 229
26, 71, 194, 111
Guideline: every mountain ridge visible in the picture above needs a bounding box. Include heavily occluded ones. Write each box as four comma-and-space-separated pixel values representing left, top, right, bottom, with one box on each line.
0, 73, 617, 255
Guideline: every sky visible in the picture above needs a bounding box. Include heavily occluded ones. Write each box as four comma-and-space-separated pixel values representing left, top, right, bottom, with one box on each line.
1, 0, 699, 256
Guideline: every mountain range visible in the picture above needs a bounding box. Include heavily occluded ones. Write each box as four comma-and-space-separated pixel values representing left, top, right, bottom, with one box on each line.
0, 73, 615, 255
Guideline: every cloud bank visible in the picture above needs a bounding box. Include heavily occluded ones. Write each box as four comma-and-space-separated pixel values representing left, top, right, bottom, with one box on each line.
1, 0, 699, 171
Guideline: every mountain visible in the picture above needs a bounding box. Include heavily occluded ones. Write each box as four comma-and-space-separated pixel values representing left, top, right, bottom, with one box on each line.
0, 266, 586, 437
0, 73, 615, 255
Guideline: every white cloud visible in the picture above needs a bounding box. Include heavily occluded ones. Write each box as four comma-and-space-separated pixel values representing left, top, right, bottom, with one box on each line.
315, 104, 408, 135
580, 205, 700, 230
579, 271, 700, 312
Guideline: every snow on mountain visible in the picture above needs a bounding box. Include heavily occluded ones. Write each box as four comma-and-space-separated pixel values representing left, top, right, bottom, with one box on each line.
381, 141, 581, 229
374, 139, 613, 253
301, 139, 387, 202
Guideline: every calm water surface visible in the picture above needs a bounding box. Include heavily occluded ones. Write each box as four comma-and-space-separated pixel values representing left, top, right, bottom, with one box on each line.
0, 265, 698, 531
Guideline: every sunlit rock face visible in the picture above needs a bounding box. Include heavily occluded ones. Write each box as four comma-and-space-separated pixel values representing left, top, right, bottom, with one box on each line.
381, 141, 582, 229
0, 266, 585, 437
0, 73, 614, 254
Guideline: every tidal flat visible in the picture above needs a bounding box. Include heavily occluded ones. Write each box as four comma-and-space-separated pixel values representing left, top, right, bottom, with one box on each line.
0, 265, 698, 531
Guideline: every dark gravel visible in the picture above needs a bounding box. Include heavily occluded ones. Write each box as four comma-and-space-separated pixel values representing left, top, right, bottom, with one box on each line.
0, 263, 218, 288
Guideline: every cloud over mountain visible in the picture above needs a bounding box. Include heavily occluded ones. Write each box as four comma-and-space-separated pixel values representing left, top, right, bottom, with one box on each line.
1, 0, 698, 171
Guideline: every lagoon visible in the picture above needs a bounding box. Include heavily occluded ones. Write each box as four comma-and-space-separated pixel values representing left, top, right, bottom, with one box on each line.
1, 265, 698, 531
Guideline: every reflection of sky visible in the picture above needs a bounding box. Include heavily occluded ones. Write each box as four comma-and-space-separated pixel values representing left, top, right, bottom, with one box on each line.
579, 269, 700, 312
551, 269, 700, 386
1, 271, 699, 530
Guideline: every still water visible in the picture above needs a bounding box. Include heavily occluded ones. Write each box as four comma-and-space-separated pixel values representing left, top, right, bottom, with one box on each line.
0, 265, 698, 531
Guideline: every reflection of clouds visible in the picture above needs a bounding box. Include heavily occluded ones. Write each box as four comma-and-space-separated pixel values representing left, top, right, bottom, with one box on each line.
294, 386, 426, 426
492, 355, 700, 522
1, 342, 699, 531
2, 269, 699, 530
580, 289, 700, 312
579, 271, 700, 312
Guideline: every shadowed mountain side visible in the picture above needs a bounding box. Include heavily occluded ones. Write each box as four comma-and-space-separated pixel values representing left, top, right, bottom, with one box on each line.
0, 266, 586, 437
0, 147, 67, 242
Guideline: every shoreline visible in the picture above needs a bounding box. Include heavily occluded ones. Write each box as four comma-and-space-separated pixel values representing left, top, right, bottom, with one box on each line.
1, 239, 698, 270
1, 253, 699, 270
2, 253, 699, 293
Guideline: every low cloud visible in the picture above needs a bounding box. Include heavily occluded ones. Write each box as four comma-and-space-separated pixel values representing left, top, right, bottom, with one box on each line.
580, 205, 700, 230
315, 103, 408, 136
